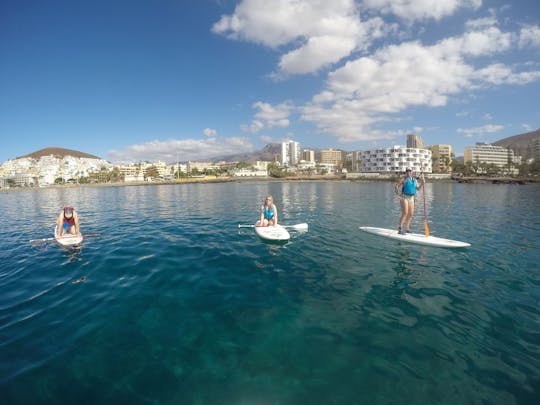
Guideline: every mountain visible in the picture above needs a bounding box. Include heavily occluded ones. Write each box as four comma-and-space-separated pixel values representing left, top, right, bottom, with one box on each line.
215, 143, 282, 162
493, 129, 540, 159
17, 147, 102, 160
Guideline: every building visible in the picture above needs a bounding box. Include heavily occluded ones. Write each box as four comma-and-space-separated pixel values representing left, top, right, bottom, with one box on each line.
430, 144, 453, 173
464, 143, 517, 169
319, 149, 343, 169
302, 149, 315, 162
532, 138, 540, 161
360, 146, 432, 173
407, 134, 425, 149
351, 151, 363, 172
281, 141, 301, 167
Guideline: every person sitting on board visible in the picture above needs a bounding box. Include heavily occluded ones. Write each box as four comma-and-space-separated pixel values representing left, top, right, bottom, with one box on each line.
258, 195, 278, 227
56, 206, 81, 237
394, 168, 424, 235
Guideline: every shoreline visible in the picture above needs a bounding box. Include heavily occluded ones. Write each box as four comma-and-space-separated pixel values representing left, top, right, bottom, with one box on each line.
1, 175, 538, 193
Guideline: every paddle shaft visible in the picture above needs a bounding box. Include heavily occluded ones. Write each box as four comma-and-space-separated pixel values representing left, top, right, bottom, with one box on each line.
238, 223, 308, 230
421, 165, 429, 237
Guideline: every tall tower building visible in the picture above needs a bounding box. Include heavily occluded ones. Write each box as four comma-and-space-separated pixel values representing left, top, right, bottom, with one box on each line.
407, 134, 425, 149
281, 141, 300, 167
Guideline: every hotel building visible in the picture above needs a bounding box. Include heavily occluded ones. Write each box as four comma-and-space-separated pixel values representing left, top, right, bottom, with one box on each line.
430, 144, 453, 173
319, 149, 343, 169
360, 146, 432, 173
463, 143, 516, 168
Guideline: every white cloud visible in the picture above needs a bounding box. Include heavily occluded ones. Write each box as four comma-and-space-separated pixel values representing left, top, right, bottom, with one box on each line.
300, 24, 540, 143
241, 101, 294, 133
483, 113, 492, 120
457, 124, 504, 137
203, 128, 217, 137
107, 137, 254, 163
519, 25, 540, 49
213, 0, 388, 75
362, 0, 482, 21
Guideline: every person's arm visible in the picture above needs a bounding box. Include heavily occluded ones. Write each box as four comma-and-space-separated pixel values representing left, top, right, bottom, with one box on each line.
273, 204, 278, 226
394, 179, 404, 196
73, 211, 81, 235
258, 205, 264, 226
56, 211, 63, 234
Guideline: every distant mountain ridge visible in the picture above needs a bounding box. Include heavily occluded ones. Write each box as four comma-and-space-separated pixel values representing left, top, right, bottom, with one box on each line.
493, 129, 540, 159
18, 147, 102, 160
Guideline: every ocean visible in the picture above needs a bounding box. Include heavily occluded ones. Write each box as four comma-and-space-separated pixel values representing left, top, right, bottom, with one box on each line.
1, 181, 539, 404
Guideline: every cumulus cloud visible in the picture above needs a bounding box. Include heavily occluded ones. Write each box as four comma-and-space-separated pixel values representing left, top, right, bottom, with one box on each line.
107, 137, 254, 163
203, 128, 217, 137
241, 101, 294, 133
457, 124, 504, 137
519, 25, 540, 48
301, 24, 540, 142
362, 0, 482, 21
213, 0, 391, 75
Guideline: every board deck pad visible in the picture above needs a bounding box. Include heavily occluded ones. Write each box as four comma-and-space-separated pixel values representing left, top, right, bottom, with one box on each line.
359, 226, 470, 248
54, 226, 83, 247
254, 222, 290, 242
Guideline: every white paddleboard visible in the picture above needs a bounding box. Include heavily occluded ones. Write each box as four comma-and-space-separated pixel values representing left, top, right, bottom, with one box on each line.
54, 226, 83, 247
359, 226, 470, 248
254, 221, 290, 242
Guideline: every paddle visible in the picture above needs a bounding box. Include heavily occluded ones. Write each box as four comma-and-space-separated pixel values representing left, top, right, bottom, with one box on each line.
238, 223, 308, 231
29, 233, 101, 243
421, 165, 429, 237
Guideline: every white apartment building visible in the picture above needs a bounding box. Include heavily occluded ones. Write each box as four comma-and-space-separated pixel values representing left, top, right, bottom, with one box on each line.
281, 141, 301, 167
360, 146, 432, 173
464, 143, 516, 168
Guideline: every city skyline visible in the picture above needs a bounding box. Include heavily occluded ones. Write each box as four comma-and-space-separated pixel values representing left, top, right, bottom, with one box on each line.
1, 0, 539, 164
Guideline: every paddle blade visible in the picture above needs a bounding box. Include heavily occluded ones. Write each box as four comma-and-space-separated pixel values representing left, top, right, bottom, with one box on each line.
424, 220, 430, 237
292, 223, 308, 231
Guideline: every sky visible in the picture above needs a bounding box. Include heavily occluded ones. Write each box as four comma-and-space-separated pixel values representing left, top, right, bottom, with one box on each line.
1, 0, 539, 164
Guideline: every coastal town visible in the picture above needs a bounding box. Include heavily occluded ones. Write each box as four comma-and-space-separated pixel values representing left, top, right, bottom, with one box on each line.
1, 132, 539, 189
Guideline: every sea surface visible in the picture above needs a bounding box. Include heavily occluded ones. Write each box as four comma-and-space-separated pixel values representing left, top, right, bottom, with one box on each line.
1, 181, 539, 404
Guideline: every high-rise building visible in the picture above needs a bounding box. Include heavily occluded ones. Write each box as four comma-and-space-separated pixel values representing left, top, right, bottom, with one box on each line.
302, 149, 315, 162
430, 144, 453, 173
281, 141, 300, 167
407, 134, 425, 149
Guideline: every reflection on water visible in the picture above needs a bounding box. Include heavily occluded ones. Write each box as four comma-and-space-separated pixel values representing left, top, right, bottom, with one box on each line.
0, 181, 539, 403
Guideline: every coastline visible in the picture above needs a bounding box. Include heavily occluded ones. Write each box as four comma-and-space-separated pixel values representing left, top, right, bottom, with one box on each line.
1, 174, 538, 193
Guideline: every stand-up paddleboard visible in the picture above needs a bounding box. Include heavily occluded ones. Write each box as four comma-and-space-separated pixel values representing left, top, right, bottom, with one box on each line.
54, 226, 83, 247
254, 221, 290, 242
359, 226, 470, 248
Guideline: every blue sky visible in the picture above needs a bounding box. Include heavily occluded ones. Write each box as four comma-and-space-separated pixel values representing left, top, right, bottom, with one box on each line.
1, 0, 539, 163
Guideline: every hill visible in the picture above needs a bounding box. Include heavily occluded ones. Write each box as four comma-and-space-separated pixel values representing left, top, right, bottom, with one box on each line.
215, 143, 282, 163
493, 129, 539, 159
18, 147, 102, 160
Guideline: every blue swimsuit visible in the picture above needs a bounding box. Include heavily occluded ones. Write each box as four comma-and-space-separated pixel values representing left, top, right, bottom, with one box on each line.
263, 205, 274, 220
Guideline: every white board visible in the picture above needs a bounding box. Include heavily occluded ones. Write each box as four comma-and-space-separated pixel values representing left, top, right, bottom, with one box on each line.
254, 221, 290, 242
359, 226, 470, 248
54, 226, 83, 247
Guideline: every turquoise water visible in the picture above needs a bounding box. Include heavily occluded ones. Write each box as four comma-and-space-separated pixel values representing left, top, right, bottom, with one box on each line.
1, 181, 539, 404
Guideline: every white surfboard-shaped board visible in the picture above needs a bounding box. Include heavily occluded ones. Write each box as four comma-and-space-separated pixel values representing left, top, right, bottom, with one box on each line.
359, 226, 470, 248
54, 226, 83, 247
254, 221, 290, 242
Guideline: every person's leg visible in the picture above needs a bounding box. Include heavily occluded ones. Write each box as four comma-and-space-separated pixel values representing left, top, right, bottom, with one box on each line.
399, 198, 408, 232
405, 200, 415, 231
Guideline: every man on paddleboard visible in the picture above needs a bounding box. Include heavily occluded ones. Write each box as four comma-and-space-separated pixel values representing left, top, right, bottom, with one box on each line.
258, 195, 278, 227
394, 168, 424, 235
56, 206, 81, 237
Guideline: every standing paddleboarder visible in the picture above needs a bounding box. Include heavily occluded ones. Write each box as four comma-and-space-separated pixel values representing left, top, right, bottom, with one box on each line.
394, 168, 424, 235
